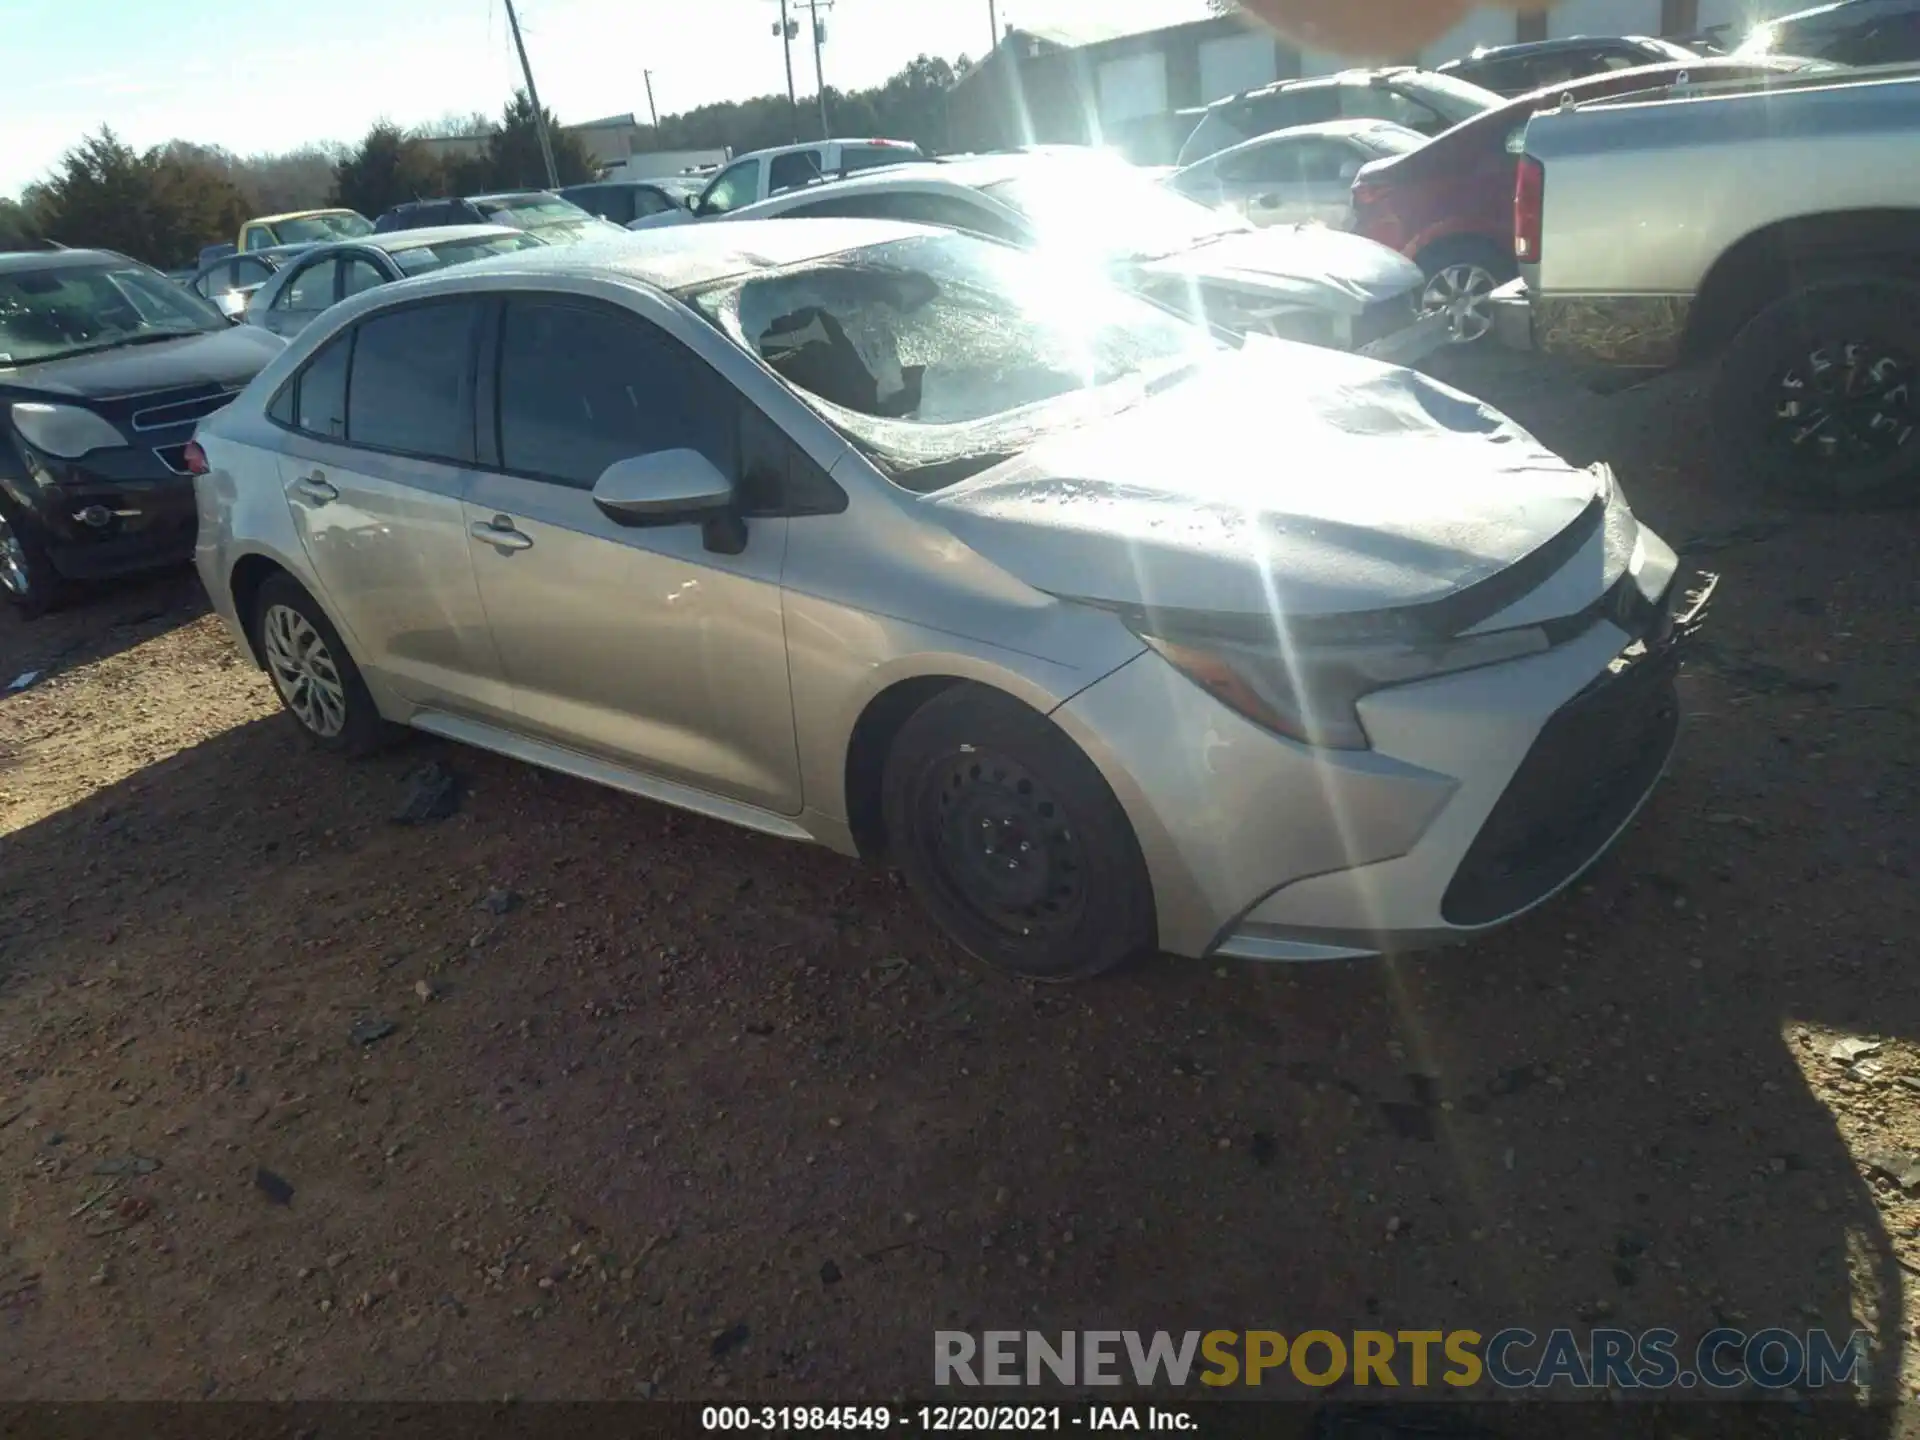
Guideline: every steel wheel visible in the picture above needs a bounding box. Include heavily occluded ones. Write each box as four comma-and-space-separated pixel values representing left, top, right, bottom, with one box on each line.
0, 511, 30, 598
261, 602, 348, 738
1420, 262, 1498, 345
1767, 338, 1915, 482
916, 748, 1087, 942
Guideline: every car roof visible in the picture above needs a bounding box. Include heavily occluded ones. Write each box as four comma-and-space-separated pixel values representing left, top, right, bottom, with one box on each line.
731, 138, 922, 162
1210, 117, 1423, 149
0, 248, 124, 273
251, 208, 361, 225
374, 224, 525, 251
468, 191, 561, 204
1447, 36, 1658, 62
378, 218, 929, 296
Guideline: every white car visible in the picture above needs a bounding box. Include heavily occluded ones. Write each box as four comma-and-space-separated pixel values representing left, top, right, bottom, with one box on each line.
714, 150, 1447, 362
1167, 119, 1428, 229
630, 139, 926, 230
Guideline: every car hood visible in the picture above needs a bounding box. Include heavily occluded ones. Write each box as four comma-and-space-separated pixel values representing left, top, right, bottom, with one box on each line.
927, 339, 1604, 623
1130, 226, 1423, 314
0, 325, 285, 402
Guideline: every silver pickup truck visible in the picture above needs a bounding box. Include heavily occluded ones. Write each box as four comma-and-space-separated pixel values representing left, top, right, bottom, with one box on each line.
1492, 69, 1920, 504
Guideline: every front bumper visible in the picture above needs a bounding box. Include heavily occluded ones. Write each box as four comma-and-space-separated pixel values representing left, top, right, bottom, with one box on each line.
1489, 276, 1534, 353
7, 444, 200, 581
1052, 546, 1704, 962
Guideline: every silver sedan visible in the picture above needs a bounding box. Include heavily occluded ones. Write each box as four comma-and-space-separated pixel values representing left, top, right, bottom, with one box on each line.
190, 220, 1692, 982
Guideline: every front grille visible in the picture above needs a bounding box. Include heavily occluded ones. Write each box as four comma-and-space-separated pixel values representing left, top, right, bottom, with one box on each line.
1351, 291, 1418, 352
1441, 642, 1681, 927
129, 388, 241, 433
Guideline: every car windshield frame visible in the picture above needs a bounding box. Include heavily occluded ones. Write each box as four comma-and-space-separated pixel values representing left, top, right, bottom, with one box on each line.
684, 231, 1222, 492
272, 211, 375, 244
386, 232, 549, 275
0, 259, 229, 367
980, 156, 1248, 264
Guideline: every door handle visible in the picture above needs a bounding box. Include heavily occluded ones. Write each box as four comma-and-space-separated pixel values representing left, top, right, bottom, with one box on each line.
470, 516, 533, 552
293, 473, 338, 505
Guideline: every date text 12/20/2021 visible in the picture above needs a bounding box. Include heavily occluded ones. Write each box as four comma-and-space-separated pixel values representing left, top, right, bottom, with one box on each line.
701, 1407, 1194, 1432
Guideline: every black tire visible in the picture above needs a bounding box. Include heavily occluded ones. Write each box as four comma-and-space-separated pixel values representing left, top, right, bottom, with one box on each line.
1711, 278, 1920, 508
881, 685, 1156, 982
251, 573, 390, 756
0, 496, 64, 619
1413, 237, 1516, 347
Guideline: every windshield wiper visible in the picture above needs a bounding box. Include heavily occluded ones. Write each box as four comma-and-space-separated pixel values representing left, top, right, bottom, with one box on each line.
29, 330, 211, 363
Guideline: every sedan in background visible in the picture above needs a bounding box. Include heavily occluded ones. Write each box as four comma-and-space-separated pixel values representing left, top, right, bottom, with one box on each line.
1737, 0, 1920, 64
1167, 120, 1426, 228
723, 151, 1447, 363
562, 179, 700, 225
1176, 67, 1502, 166
193, 220, 1689, 983
1348, 56, 1823, 342
374, 193, 625, 245
245, 226, 547, 338
185, 244, 317, 321
1435, 36, 1701, 95
0, 248, 283, 615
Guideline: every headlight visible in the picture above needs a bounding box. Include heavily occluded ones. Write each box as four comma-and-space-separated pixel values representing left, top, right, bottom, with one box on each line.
1133, 621, 1549, 749
10, 402, 128, 460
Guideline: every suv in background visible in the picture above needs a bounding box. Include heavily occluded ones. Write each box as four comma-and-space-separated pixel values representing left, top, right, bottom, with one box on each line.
374, 192, 622, 245
1175, 68, 1503, 167
1737, 0, 1920, 63
1436, 36, 1702, 95
630, 139, 926, 228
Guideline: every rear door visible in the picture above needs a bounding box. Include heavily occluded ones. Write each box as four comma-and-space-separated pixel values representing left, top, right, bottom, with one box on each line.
461, 294, 801, 811
270, 298, 512, 721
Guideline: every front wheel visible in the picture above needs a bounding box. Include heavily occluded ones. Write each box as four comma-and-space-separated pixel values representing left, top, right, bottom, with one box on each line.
881, 685, 1156, 982
251, 573, 391, 756
0, 499, 62, 618
1711, 278, 1920, 508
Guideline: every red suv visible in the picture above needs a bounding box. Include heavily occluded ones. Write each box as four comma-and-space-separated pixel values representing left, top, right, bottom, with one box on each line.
1347, 57, 1822, 342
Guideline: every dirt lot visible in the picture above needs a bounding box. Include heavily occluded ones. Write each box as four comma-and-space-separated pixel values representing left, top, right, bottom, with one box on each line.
1, 349, 1916, 1419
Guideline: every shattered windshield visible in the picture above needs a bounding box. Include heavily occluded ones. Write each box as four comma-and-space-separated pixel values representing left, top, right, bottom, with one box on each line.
688, 232, 1218, 489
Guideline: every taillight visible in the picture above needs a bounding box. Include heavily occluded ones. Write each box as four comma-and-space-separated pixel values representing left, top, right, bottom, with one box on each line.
1514, 156, 1544, 263
182, 439, 210, 476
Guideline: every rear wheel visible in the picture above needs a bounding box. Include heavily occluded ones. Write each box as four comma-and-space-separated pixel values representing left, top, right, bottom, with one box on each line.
1712, 278, 1920, 507
251, 573, 390, 756
1415, 238, 1516, 346
881, 685, 1156, 982
0, 498, 61, 619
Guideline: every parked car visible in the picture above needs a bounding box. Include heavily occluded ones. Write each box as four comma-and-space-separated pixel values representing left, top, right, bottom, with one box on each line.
191, 220, 1691, 979
185, 244, 317, 321
1492, 67, 1919, 503
1349, 57, 1827, 343
1738, 0, 1920, 64
0, 248, 283, 615
374, 193, 623, 245
238, 209, 373, 252
561, 179, 700, 225
629, 139, 926, 228
1167, 120, 1427, 228
1175, 68, 1503, 167
245, 226, 547, 339
720, 152, 1448, 363
197, 242, 238, 269
1435, 36, 1701, 95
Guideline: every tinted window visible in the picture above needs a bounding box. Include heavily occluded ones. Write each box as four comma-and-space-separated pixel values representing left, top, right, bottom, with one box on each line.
279, 258, 339, 310
496, 299, 736, 489
1245, 85, 1341, 132
293, 334, 350, 439
769, 149, 825, 195
346, 302, 476, 461
630, 187, 676, 218
341, 257, 387, 297
1342, 83, 1444, 130
840, 145, 919, 174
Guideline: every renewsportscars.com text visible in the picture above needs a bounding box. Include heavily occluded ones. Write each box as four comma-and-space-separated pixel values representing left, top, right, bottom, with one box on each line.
934, 1327, 1869, 1392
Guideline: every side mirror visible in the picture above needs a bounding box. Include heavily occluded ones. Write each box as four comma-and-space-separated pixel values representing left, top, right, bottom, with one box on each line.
592, 449, 746, 552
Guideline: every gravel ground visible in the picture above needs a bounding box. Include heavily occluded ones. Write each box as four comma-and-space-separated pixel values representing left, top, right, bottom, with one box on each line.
0, 350, 1916, 1424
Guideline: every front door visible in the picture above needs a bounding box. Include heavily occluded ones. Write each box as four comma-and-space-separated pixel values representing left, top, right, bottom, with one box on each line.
463, 295, 801, 813
273, 297, 513, 723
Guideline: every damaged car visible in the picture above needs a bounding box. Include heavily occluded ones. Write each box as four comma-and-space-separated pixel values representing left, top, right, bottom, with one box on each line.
192, 221, 1697, 981
718, 150, 1449, 365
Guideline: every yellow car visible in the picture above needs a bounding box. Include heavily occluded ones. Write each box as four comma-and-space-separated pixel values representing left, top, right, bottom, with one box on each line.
237, 208, 374, 252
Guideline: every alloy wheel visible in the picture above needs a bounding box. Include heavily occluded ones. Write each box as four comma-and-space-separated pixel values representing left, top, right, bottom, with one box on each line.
1768, 338, 1916, 484
917, 749, 1087, 941
1420, 263, 1498, 345
261, 603, 348, 738
0, 512, 29, 598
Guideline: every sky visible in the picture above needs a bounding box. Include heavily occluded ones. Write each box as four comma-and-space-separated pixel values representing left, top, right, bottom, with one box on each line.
2, 0, 1212, 198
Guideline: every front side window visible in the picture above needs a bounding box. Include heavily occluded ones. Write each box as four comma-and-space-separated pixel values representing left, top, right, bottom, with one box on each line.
690, 232, 1215, 488
495, 298, 735, 489
272, 211, 375, 245
0, 260, 225, 366
696, 160, 761, 216
279, 258, 340, 311
345, 301, 477, 462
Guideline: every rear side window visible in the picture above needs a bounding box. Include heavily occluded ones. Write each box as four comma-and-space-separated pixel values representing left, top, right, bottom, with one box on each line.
840, 145, 918, 174
1247, 85, 1341, 132
345, 301, 477, 462
495, 299, 737, 489
769, 149, 825, 195
282, 334, 350, 439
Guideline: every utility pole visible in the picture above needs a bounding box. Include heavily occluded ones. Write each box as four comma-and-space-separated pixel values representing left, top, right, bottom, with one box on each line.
776, 0, 800, 140
503, 0, 559, 189
987, 0, 999, 55
643, 69, 660, 129
807, 0, 830, 140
